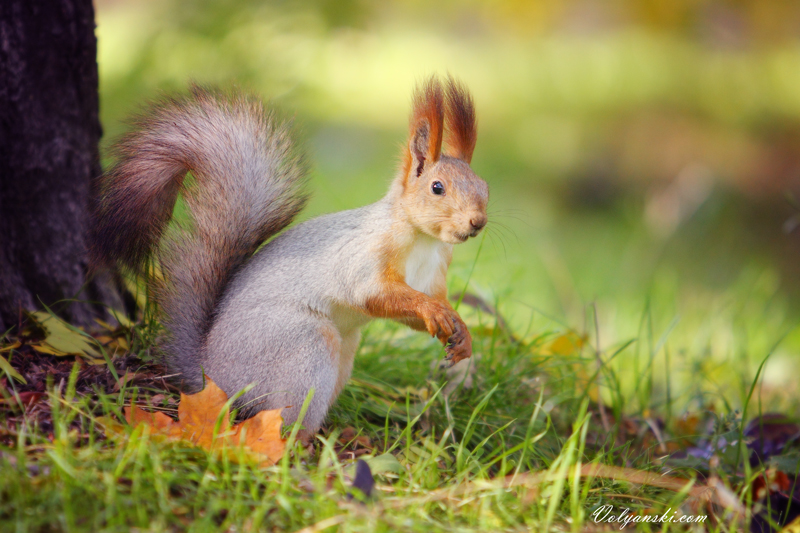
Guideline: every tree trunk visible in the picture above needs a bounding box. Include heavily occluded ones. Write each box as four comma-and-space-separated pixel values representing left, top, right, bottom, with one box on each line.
0, 0, 119, 333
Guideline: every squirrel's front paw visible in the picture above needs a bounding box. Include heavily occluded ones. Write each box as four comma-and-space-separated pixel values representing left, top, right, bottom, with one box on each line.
443, 320, 472, 367
421, 302, 456, 339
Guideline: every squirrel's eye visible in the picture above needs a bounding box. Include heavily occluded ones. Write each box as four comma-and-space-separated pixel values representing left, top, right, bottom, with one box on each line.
431, 181, 445, 195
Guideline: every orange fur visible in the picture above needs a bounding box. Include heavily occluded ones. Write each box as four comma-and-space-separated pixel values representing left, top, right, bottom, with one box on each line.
320, 323, 341, 363
364, 279, 453, 342
364, 233, 456, 343
401, 77, 445, 179
443, 76, 477, 163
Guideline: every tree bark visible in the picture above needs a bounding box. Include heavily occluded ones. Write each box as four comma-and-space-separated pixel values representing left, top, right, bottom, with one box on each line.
0, 0, 119, 332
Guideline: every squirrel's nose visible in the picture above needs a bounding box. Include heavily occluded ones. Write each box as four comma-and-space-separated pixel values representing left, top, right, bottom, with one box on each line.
470, 216, 487, 231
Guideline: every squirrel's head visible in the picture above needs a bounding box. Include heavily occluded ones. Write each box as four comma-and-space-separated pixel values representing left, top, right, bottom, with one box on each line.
399, 76, 488, 245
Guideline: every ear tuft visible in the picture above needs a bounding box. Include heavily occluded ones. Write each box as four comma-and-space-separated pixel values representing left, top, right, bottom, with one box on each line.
402, 77, 444, 179
443, 76, 477, 164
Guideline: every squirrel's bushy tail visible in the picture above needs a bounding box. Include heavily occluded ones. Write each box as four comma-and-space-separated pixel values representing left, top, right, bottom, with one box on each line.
90, 87, 307, 383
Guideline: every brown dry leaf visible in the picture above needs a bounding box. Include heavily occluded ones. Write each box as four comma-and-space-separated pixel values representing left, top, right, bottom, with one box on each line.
177, 379, 231, 448
123, 376, 285, 465
113, 371, 135, 392
338, 427, 373, 450
125, 405, 181, 438
230, 409, 286, 465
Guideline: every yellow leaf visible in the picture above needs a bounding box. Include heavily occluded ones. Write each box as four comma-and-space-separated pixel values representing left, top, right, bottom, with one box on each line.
29, 311, 101, 358
0, 341, 21, 353
116, 337, 129, 351
108, 309, 135, 329
542, 332, 585, 356
0, 354, 26, 384
93, 318, 116, 331
781, 515, 800, 533
31, 344, 69, 356
96, 416, 128, 438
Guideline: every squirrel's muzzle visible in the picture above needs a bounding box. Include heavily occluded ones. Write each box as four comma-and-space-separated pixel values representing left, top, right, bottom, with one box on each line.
470, 216, 487, 232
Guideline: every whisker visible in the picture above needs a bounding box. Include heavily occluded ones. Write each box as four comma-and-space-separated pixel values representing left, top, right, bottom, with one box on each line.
487, 221, 521, 247
489, 211, 531, 227
486, 228, 508, 260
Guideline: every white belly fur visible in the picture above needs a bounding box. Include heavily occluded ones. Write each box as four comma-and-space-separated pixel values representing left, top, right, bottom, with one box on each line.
404, 236, 448, 296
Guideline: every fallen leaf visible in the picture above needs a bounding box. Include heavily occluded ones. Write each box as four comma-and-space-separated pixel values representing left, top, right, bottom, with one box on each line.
752, 468, 792, 501
113, 372, 158, 393
16, 391, 44, 409
782, 515, 800, 533
113, 372, 135, 392
148, 394, 167, 406
126, 405, 181, 438
0, 391, 44, 408
108, 308, 135, 329
115, 337, 130, 351
177, 379, 231, 448
93, 318, 117, 331
339, 427, 372, 449
745, 413, 800, 462
230, 409, 285, 465
0, 354, 26, 384
121, 376, 285, 465
364, 453, 403, 475
675, 412, 702, 437
0, 341, 22, 353
542, 332, 586, 357
31, 344, 69, 356
29, 311, 101, 358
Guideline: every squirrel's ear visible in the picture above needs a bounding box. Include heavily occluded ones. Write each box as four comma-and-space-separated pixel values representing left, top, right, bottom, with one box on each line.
409, 120, 432, 177
402, 77, 444, 181
443, 76, 477, 164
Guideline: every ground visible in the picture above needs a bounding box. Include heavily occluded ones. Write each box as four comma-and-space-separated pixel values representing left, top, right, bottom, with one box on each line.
1, 296, 799, 532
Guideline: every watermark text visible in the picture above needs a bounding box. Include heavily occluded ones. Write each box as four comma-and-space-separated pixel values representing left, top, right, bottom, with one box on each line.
592, 504, 707, 530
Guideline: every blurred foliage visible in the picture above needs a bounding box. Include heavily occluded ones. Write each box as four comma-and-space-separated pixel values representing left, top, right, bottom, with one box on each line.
94, 0, 800, 410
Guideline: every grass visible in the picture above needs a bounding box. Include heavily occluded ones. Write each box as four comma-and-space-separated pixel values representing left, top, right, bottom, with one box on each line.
1, 286, 796, 531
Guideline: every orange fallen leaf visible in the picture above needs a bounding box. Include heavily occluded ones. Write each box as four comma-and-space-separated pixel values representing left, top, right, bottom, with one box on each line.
176, 378, 231, 448
126, 404, 181, 438
231, 409, 286, 465
123, 376, 285, 465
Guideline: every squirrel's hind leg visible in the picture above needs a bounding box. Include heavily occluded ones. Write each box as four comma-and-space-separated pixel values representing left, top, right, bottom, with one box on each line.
332, 328, 361, 406
206, 314, 341, 436
271, 319, 341, 435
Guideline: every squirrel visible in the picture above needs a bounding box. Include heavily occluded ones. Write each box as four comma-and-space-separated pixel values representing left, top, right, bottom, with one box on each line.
89, 76, 489, 434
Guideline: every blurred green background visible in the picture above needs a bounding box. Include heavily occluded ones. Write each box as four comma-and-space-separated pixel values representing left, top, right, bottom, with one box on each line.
95, 0, 800, 413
